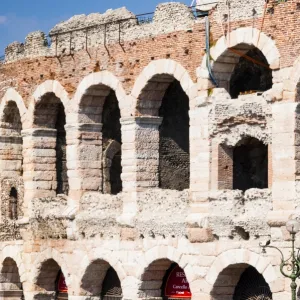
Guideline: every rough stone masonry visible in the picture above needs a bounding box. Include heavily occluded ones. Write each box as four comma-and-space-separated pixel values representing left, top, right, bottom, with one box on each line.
0, 0, 300, 299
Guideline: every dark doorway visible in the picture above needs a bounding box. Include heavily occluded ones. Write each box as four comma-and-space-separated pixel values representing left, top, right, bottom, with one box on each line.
233, 137, 268, 191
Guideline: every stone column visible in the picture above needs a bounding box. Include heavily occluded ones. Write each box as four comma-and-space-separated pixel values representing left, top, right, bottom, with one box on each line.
121, 117, 162, 192
119, 117, 161, 225
22, 128, 57, 215
65, 123, 102, 207
0, 124, 22, 179
187, 106, 213, 242
268, 102, 298, 240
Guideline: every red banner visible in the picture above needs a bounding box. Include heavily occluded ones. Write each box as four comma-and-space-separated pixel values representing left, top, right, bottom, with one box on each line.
165, 266, 191, 298
58, 273, 68, 293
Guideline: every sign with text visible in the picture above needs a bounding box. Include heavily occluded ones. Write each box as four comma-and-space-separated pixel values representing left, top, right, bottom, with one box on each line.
165, 266, 191, 298
58, 272, 68, 293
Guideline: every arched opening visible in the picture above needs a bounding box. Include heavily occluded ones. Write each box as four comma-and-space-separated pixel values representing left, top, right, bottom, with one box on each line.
140, 259, 191, 300
78, 86, 122, 195
212, 44, 273, 99
9, 187, 18, 220
0, 257, 23, 299
35, 259, 67, 299
136, 75, 190, 191
34, 93, 68, 195
159, 80, 190, 190
0, 101, 23, 178
80, 260, 122, 299
233, 137, 268, 191
211, 264, 272, 300
102, 90, 122, 195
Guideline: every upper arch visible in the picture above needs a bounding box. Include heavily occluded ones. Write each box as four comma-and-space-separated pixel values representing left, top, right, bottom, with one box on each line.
72, 71, 129, 113
32, 80, 70, 107
0, 88, 27, 122
201, 27, 280, 72
131, 59, 196, 113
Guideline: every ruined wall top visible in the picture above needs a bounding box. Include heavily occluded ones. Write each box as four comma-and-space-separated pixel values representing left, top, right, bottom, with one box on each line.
2, 0, 271, 63
3, 2, 196, 63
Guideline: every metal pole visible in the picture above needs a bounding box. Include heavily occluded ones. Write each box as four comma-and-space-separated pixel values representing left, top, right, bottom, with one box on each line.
291, 232, 297, 300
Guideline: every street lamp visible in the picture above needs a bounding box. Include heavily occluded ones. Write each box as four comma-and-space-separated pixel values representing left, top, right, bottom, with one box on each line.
260, 219, 300, 300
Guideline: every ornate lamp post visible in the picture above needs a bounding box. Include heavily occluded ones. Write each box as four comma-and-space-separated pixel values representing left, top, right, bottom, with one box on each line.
261, 219, 300, 300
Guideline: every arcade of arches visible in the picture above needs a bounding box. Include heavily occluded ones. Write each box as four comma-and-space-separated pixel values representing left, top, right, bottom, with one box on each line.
0, 257, 275, 300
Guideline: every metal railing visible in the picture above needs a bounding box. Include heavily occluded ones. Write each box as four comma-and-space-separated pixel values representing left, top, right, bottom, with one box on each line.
136, 12, 154, 24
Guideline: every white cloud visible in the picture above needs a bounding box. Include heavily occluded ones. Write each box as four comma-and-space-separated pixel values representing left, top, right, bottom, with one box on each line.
0, 16, 7, 24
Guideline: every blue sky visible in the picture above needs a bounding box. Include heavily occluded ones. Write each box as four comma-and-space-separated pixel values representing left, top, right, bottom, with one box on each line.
0, 0, 190, 55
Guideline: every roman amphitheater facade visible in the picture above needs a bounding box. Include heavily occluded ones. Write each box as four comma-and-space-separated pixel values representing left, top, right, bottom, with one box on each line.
0, 0, 300, 299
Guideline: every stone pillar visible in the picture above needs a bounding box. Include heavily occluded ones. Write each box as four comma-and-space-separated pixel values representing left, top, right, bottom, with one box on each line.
187, 106, 213, 241
121, 117, 162, 192
268, 102, 297, 239
119, 117, 161, 225
65, 123, 102, 207
0, 125, 22, 179
22, 128, 57, 215
189, 106, 210, 213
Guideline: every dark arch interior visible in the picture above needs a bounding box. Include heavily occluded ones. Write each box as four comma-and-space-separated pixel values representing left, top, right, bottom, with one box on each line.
9, 187, 18, 220
159, 79, 190, 191
55, 103, 68, 195
34, 93, 68, 195
233, 137, 268, 191
1, 258, 23, 298
233, 266, 272, 300
36, 259, 61, 292
2, 101, 23, 177
230, 48, 272, 99
102, 267, 122, 299
102, 90, 122, 195
3, 101, 22, 132
211, 264, 272, 300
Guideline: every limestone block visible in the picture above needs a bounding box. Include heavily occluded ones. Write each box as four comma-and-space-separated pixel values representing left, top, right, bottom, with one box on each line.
188, 228, 214, 243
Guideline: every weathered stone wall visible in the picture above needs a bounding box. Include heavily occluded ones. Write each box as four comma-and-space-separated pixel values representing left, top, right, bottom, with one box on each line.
0, 0, 299, 299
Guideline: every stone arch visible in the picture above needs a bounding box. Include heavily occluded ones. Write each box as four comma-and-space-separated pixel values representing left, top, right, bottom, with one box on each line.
1, 245, 24, 280
68, 71, 125, 195
138, 246, 196, 294
79, 256, 125, 298
32, 249, 70, 288
0, 88, 27, 123
132, 59, 196, 115
34, 258, 67, 299
72, 71, 129, 118
198, 27, 280, 98
132, 60, 191, 191
138, 246, 195, 300
0, 257, 23, 299
24, 81, 69, 196
205, 249, 278, 295
24, 80, 69, 129
0, 94, 24, 181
